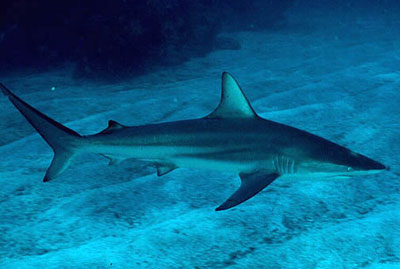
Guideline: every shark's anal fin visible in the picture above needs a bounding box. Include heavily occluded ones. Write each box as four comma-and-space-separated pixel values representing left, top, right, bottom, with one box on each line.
100, 154, 123, 166
215, 172, 279, 211
156, 164, 177, 176
100, 120, 125, 134
206, 72, 257, 119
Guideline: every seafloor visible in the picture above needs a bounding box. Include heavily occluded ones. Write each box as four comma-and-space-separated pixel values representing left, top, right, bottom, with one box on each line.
0, 7, 399, 269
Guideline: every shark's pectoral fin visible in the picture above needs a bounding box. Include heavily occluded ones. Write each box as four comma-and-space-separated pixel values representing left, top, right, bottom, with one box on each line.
215, 172, 279, 211
156, 164, 177, 176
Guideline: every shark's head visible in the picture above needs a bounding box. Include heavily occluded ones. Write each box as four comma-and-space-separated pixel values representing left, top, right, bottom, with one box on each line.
293, 136, 387, 178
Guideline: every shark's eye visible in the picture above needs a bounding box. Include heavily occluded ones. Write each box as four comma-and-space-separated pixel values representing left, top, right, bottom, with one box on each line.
347, 167, 353, 172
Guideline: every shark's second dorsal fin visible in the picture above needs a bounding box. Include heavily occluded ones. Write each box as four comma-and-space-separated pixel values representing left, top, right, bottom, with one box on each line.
100, 120, 124, 134
207, 72, 257, 119
156, 163, 177, 176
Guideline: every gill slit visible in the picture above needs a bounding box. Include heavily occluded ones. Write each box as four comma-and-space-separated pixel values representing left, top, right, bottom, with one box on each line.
272, 155, 296, 174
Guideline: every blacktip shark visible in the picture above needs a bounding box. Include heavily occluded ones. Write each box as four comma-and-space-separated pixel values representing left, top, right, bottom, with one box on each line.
0, 73, 387, 211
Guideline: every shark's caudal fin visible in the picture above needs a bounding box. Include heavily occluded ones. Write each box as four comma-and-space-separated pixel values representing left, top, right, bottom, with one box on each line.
1, 83, 83, 182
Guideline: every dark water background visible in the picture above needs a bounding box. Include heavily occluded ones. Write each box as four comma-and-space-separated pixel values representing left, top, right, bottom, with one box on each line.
0, 0, 292, 79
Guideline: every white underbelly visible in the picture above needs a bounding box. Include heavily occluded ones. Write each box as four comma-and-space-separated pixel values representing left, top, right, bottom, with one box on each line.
170, 157, 259, 173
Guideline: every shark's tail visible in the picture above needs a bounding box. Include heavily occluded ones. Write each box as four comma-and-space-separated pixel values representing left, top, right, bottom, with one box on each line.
1, 83, 84, 182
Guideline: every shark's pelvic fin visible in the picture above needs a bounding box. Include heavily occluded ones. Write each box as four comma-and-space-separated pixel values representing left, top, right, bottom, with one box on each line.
100, 120, 125, 134
207, 72, 257, 119
0, 83, 83, 182
108, 158, 123, 166
215, 172, 279, 211
156, 164, 177, 176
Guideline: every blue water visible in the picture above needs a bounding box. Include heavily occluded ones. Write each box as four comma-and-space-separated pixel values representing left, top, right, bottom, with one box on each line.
1, 1, 399, 268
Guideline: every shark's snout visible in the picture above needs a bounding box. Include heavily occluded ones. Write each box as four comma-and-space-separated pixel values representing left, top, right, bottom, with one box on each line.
351, 153, 386, 171
374, 162, 386, 171
365, 159, 386, 171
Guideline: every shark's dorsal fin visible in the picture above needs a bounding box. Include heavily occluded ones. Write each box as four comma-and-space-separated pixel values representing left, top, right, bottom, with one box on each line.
100, 120, 124, 134
207, 72, 257, 119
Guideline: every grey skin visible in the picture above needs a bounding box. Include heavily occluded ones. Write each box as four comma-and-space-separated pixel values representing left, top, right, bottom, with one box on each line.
0, 73, 387, 211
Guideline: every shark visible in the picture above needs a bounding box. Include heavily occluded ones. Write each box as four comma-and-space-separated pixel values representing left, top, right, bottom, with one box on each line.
0, 72, 387, 211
